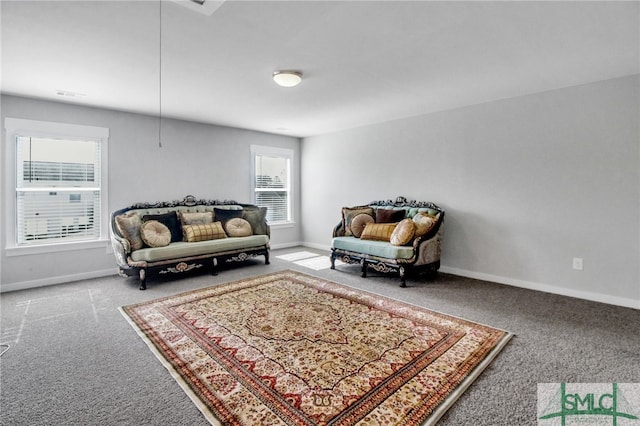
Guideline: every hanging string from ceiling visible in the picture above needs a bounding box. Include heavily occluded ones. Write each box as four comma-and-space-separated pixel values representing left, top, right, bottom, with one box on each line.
158, 0, 163, 148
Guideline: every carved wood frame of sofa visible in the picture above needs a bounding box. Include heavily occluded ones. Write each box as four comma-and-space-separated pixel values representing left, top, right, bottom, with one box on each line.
330, 197, 444, 287
110, 195, 270, 290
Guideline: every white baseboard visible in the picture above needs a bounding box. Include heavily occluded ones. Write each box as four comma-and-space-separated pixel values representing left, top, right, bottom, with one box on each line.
0, 269, 116, 293
297, 240, 639, 309
5, 245, 636, 310
439, 266, 640, 310
300, 242, 331, 252
270, 241, 305, 250
0, 242, 311, 293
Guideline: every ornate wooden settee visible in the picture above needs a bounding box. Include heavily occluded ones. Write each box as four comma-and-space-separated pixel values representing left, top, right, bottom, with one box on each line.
110, 195, 270, 289
330, 197, 444, 287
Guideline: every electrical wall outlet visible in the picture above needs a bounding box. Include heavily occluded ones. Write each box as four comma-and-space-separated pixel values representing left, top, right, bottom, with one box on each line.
572, 257, 583, 271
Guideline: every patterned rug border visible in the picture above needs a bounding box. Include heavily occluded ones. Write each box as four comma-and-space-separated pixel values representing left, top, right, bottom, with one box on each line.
120, 269, 513, 426
118, 306, 224, 425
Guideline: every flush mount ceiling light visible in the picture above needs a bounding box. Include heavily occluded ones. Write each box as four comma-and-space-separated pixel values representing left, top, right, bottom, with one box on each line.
171, 0, 226, 16
55, 89, 87, 99
273, 70, 303, 87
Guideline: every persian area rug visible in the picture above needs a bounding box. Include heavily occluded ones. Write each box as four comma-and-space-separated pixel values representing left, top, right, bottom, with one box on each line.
120, 270, 512, 426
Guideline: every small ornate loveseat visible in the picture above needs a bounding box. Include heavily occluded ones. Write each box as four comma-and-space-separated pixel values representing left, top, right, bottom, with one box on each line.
110, 195, 270, 289
331, 197, 444, 287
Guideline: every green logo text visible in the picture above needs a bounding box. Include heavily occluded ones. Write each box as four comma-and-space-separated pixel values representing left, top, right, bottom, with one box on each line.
539, 383, 639, 425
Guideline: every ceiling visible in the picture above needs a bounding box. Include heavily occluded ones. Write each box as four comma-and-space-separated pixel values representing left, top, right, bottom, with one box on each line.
2, 1, 638, 138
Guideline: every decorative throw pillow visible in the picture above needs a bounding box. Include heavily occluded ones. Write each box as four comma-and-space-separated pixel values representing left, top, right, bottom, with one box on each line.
360, 223, 397, 242
140, 220, 171, 248
179, 211, 213, 226
142, 211, 182, 243
350, 213, 375, 238
225, 218, 253, 237
213, 208, 243, 228
115, 211, 144, 250
341, 206, 375, 237
242, 206, 268, 235
376, 208, 406, 223
413, 212, 438, 237
183, 222, 227, 243
390, 218, 416, 246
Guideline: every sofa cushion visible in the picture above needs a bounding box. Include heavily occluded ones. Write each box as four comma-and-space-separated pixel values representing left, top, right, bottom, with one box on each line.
179, 211, 213, 226
140, 220, 172, 248
376, 208, 406, 223
242, 206, 268, 235
342, 206, 374, 237
214, 208, 243, 228
143, 211, 182, 243
130, 235, 270, 263
413, 212, 438, 237
225, 218, 253, 237
183, 222, 227, 243
115, 211, 144, 250
360, 223, 397, 242
331, 237, 415, 260
390, 218, 415, 246
350, 213, 375, 238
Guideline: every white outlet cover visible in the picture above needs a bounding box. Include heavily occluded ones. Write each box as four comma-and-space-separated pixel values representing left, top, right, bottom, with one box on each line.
573, 257, 583, 270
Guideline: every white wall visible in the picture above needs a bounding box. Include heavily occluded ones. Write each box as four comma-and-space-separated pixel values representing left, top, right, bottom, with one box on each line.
1, 95, 301, 290
301, 75, 640, 308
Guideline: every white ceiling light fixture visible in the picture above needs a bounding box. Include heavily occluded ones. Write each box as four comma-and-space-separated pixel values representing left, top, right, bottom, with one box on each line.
55, 90, 87, 99
171, 0, 226, 16
273, 70, 303, 88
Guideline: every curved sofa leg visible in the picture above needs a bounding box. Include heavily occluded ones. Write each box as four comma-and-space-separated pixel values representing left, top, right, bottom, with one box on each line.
330, 253, 336, 270
361, 260, 368, 278
399, 266, 407, 288
427, 264, 438, 281
264, 251, 270, 265
139, 269, 147, 290
211, 258, 218, 276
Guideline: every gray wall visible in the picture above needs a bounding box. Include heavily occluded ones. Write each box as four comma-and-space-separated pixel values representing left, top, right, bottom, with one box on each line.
301, 75, 640, 308
1, 95, 301, 290
3, 76, 639, 308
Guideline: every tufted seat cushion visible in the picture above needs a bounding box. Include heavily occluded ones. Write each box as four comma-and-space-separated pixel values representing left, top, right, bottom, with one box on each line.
331, 237, 415, 260
130, 235, 269, 263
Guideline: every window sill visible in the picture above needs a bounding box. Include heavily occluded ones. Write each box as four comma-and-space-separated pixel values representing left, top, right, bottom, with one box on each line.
6, 239, 110, 257
269, 221, 296, 230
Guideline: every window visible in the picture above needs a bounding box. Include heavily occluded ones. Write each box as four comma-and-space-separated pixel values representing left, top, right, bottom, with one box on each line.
251, 145, 293, 225
4, 118, 109, 251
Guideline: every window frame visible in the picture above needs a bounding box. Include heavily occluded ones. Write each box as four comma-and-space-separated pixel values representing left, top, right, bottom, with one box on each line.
250, 145, 295, 227
4, 118, 109, 256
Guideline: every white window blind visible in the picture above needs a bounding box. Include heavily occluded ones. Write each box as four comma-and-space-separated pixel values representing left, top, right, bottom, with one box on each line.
251, 146, 293, 224
15, 136, 102, 245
